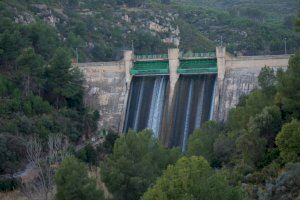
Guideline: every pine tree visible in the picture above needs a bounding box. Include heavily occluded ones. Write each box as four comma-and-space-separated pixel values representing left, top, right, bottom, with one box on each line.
46, 48, 83, 108
277, 53, 300, 119
142, 156, 243, 200
55, 157, 104, 200
16, 48, 45, 96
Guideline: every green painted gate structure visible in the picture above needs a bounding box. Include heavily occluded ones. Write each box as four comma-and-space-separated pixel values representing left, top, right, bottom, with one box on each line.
130, 54, 217, 76
130, 60, 169, 75
177, 58, 217, 74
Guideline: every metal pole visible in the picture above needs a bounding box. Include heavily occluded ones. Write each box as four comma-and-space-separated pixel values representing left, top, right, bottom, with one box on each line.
221, 36, 223, 47
131, 40, 134, 52
76, 47, 79, 63
284, 38, 287, 54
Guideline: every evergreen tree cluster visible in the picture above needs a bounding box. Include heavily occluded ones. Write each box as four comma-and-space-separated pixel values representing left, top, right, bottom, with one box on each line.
0, 17, 98, 175
55, 157, 104, 200
1, 1, 300, 199
186, 53, 300, 198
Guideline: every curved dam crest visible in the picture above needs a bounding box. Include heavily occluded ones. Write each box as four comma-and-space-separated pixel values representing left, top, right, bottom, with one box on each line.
76, 47, 290, 150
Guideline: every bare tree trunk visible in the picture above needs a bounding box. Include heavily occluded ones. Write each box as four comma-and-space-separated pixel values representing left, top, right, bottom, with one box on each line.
21, 134, 68, 200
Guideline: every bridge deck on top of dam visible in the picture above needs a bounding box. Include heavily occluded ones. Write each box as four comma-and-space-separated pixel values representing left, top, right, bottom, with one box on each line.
130, 52, 217, 76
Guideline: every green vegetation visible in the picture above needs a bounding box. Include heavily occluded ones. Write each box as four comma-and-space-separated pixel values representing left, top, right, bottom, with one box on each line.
174, 0, 300, 54
55, 157, 104, 200
0, 0, 300, 199
0, 13, 97, 178
0, 178, 19, 192
101, 130, 180, 200
1, 0, 298, 63
187, 121, 223, 166
75, 132, 119, 166
142, 156, 243, 200
277, 53, 300, 119
276, 120, 300, 163
76, 144, 98, 166
185, 53, 300, 198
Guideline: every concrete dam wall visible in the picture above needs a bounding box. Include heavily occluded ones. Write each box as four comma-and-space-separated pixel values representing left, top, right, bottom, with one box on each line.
213, 48, 290, 121
77, 47, 290, 149
75, 61, 129, 132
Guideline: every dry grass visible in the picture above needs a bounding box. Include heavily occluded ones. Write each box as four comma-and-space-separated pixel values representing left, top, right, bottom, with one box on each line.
0, 188, 55, 200
89, 167, 113, 200
0, 190, 27, 200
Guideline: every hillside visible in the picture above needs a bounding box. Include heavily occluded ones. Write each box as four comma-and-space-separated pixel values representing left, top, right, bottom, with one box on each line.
175, 0, 300, 54
0, 0, 300, 199
1, 0, 299, 62
176, 0, 298, 21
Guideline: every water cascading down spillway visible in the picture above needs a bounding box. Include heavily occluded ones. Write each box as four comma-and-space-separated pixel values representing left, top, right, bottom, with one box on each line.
170, 74, 216, 151
123, 76, 169, 138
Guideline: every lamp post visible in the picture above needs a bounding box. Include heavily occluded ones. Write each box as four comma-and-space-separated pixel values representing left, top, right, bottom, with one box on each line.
131, 40, 134, 52
284, 38, 287, 54
220, 36, 223, 47
75, 47, 78, 63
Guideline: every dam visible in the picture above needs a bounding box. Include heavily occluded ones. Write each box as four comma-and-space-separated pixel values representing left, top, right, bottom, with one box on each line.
76, 47, 290, 149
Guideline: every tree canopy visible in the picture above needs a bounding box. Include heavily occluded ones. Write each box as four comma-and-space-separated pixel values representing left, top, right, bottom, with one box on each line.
277, 53, 300, 119
276, 119, 300, 163
0, 13, 98, 178
142, 156, 243, 200
101, 130, 180, 200
55, 157, 104, 200
187, 121, 223, 166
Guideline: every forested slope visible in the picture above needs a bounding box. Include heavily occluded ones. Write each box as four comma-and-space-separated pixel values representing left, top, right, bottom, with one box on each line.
0, 0, 300, 198
0, 9, 99, 177
1, 0, 299, 62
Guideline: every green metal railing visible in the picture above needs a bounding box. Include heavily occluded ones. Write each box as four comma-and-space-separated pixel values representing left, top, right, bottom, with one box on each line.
177, 59, 217, 74
135, 54, 168, 60
134, 52, 216, 60
180, 52, 216, 59
130, 60, 169, 75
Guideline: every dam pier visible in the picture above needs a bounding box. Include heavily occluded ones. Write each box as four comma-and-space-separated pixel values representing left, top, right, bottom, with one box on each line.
76, 47, 290, 149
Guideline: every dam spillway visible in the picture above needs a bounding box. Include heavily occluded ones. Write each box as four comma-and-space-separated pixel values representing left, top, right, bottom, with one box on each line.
123, 74, 216, 150
123, 50, 219, 150
170, 74, 216, 151
123, 76, 168, 137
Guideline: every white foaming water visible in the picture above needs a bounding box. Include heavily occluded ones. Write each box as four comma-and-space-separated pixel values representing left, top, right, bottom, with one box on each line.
147, 76, 166, 138
147, 78, 160, 133
209, 77, 217, 120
